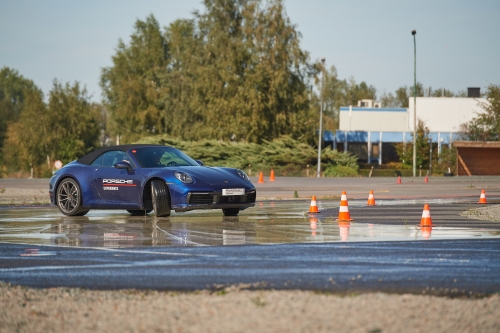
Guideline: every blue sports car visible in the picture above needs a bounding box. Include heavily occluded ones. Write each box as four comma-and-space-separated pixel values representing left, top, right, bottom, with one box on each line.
49, 144, 256, 217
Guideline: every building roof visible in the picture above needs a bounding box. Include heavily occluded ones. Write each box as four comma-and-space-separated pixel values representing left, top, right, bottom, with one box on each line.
453, 141, 500, 148
339, 107, 407, 112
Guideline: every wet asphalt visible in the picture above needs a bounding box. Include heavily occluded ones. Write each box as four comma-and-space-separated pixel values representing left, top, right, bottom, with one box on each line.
0, 176, 500, 295
1, 239, 499, 296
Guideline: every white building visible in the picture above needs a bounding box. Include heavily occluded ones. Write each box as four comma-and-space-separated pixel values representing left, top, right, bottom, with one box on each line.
330, 92, 488, 164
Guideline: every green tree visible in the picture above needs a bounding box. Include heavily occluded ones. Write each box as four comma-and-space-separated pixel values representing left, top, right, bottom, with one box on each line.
311, 65, 377, 136
6, 81, 100, 176
381, 84, 468, 108
380, 91, 398, 108
101, 15, 168, 142
0, 67, 40, 169
429, 87, 456, 97
395, 118, 432, 169
459, 84, 500, 141
46, 81, 100, 162
101, 1, 317, 144
393, 82, 424, 108
4, 88, 49, 175
187, 0, 316, 142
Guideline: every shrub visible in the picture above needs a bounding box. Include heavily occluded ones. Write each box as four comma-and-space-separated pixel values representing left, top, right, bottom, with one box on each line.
136, 135, 360, 177
324, 165, 358, 177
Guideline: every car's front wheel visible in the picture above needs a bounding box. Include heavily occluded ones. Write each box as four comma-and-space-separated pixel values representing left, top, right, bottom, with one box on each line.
57, 178, 88, 216
151, 180, 171, 217
222, 208, 240, 216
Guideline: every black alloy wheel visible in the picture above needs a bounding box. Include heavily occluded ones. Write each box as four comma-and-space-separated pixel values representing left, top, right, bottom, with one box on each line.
56, 178, 88, 216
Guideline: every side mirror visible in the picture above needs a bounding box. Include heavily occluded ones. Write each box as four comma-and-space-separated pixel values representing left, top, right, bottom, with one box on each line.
195, 160, 204, 166
114, 161, 133, 172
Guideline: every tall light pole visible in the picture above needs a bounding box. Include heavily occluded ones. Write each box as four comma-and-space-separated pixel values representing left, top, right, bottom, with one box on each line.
317, 58, 325, 178
412, 30, 417, 178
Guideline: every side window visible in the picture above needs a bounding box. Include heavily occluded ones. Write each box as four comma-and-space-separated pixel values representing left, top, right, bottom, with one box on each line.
99, 151, 136, 168
90, 155, 103, 166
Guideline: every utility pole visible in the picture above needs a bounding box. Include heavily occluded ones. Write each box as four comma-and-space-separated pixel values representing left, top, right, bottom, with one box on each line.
412, 30, 417, 177
317, 58, 325, 178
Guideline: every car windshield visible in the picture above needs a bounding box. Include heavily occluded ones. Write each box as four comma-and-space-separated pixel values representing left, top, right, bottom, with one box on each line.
131, 147, 199, 168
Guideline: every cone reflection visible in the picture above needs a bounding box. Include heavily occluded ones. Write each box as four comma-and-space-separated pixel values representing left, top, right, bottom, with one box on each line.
338, 221, 350, 241
421, 225, 432, 239
309, 216, 318, 236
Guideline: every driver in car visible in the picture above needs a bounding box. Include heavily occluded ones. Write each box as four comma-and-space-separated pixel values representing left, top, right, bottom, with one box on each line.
152, 151, 164, 167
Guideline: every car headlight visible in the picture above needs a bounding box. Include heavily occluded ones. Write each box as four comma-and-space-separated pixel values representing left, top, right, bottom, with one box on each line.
174, 171, 194, 184
236, 169, 250, 181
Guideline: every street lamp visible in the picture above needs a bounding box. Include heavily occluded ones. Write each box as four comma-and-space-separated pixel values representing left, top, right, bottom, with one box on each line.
317, 58, 325, 178
412, 30, 417, 178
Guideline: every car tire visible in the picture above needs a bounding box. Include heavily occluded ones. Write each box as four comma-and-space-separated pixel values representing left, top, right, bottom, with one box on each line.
56, 178, 87, 216
151, 180, 171, 217
127, 209, 152, 216
76, 210, 90, 216
222, 208, 240, 216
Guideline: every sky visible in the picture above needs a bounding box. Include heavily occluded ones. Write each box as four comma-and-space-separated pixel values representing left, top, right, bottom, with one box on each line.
1, 0, 499, 102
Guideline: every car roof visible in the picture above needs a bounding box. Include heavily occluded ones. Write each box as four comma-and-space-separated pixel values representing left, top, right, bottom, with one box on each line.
77, 144, 168, 165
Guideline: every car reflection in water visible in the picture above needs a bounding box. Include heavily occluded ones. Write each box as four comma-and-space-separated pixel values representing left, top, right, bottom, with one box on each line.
3, 202, 499, 248
50, 215, 253, 248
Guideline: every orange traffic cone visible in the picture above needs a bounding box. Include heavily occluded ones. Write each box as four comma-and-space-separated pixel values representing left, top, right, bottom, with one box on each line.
420, 204, 432, 227
269, 170, 275, 182
336, 191, 353, 221
478, 190, 487, 204
308, 196, 320, 214
367, 190, 376, 206
424, 175, 429, 183
397, 176, 402, 184
258, 171, 264, 184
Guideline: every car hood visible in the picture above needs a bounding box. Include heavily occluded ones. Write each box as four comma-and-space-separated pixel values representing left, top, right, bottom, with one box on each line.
169, 166, 249, 186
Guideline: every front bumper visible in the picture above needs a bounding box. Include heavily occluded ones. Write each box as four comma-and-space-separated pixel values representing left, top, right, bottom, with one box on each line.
173, 189, 256, 212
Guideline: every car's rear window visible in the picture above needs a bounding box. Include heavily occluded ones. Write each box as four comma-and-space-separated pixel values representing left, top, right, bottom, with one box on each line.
131, 147, 199, 168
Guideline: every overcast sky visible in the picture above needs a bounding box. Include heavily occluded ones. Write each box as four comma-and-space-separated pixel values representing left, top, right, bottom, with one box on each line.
1, 0, 499, 101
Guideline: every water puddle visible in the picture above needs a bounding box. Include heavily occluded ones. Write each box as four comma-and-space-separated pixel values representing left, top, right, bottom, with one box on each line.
0, 203, 499, 248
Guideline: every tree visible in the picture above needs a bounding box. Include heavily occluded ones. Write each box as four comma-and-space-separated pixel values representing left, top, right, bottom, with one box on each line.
429, 87, 456, 97
4, 88, 49, 174
381, 83, 468, 108
5, 81, 100, 176
380, 91, 398, 108
46, 81, 100, 162
0, 67, 40, 168
101, 1, 318, 144
459, 84, 500, 141
393, 82, 424, 108
395, 118, 433, 169
311, 65, 377, 135
101, 15, 168, 142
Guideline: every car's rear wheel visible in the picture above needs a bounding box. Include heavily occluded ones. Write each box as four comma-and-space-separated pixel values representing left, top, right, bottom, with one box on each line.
127, 209, 152, 216
151, 180, 171, 217
57, 178, 88, 216
222, 208, 240, 216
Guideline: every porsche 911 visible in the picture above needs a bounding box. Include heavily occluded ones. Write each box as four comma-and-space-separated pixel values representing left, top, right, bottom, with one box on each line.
49, 144, 256, 217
